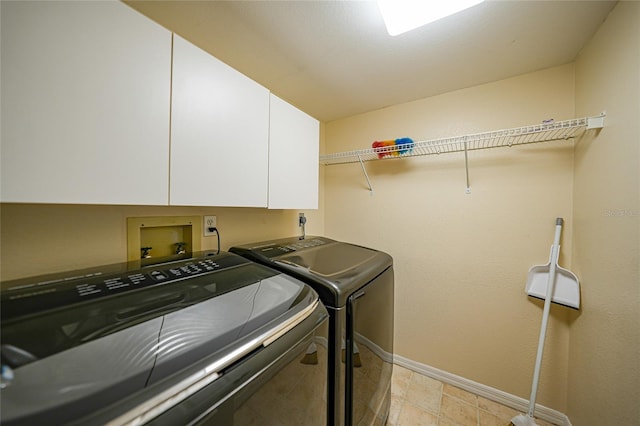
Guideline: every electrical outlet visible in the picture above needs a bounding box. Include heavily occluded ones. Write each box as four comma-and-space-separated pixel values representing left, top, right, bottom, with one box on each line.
203, 215, 217, 237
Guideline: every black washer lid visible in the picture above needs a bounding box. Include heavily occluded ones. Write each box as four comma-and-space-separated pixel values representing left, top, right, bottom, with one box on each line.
0, 252, 317, 426
231, 236, 393, 307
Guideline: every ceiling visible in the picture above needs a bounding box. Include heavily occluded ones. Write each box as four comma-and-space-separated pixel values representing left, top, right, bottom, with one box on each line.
126, 0, 617, 122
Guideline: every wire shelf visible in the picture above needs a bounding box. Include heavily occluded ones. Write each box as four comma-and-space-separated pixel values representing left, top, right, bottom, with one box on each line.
319, 116, 604, 166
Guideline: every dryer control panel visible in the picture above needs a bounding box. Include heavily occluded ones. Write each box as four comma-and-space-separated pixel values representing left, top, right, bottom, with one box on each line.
246, 237, 329, 257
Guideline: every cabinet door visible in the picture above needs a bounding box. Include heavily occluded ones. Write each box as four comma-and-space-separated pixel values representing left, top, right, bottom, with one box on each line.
0, 1, 171, 205
170, 35, 270, 207
268, 94, 320, 209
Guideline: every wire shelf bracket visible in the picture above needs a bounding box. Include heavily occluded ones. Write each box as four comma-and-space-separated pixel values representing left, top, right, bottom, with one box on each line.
320, 114, 605, 194
357, 152, 374, 194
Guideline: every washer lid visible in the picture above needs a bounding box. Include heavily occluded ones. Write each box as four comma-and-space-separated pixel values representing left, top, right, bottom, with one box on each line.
0, 252, 318, 426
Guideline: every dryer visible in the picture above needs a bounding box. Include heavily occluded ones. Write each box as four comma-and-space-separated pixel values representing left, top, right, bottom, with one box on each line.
1, 252, 328, 425
231, 237, 393, 426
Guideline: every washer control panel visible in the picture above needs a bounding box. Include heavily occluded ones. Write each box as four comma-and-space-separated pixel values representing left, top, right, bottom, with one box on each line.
1, 253, 246, 321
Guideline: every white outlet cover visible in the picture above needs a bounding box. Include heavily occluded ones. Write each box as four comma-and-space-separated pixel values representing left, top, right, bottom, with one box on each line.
203, 215, 217, 236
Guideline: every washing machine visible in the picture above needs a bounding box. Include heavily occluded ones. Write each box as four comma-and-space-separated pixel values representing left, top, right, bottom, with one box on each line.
231, 236, 393, 426
0, 251, 328, 426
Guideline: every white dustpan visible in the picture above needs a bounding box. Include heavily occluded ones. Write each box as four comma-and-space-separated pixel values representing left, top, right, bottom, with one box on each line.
512, 218, 578, 426
525, 246, 580, 309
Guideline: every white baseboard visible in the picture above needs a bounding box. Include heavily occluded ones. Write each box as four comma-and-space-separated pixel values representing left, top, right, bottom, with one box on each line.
393, 354, 572, 426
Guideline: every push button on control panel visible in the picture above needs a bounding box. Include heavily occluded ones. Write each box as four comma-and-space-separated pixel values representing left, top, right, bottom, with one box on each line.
276, 238, 327, 253
150, 271, 169, 281
166, 259, 219, 278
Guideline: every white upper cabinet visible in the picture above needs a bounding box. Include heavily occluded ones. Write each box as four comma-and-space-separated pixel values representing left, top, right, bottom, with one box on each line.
268, 94, 320, 209
170, 35, 270, 207
1, 3, 317, 209
0, 1, 171, 205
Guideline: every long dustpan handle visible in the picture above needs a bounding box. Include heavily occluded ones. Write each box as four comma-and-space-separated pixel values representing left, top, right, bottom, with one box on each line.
527, 218, 563, 418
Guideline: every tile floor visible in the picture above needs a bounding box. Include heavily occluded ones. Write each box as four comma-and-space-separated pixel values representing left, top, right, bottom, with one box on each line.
387, 365, 559, 426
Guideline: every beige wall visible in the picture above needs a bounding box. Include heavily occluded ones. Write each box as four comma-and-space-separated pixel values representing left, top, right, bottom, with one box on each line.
0, 204, 323, 281
570, 2, 640, 424
324, 64, 577, 410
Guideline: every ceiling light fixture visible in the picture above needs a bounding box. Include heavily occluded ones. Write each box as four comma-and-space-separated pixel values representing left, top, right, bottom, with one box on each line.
377, 0, 485, 36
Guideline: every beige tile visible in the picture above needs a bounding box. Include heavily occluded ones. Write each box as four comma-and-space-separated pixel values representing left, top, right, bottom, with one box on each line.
443, 384, 478, 406
393, 365, 413, 381
440, 394, 478, 426
405, 373, 443, 414
387, 371, 554, 426
396, 401, 439, 426
391, 365, 413, 398
409, 373, 443, 393
479, 409, 511, 426
478, 396, 520, 421
437, 418, 462, 426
